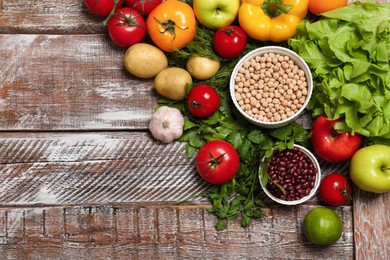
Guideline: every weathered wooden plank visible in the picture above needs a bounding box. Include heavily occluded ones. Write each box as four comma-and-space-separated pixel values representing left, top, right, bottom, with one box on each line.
0, 31, 310, 132
0, 34, 156, 130
0, 131, 349, 206
0, 0, 106, 34
0, 131, 212, 205
0, 204, 354, 259
354, 189, 390, 260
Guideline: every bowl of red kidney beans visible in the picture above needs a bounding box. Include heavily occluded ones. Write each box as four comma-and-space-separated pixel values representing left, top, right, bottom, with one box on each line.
260, 144, 321, 205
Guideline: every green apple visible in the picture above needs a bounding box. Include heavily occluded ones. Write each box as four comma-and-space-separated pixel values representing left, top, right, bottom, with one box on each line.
193, 0, 240, 30
350, 144, 390, 193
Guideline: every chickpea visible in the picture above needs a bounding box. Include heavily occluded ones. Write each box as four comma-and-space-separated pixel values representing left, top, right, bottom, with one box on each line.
234, 51, 308, 122
274, 113, 281, 121
252, 72, 259, 79
291, 104, 297, 111
250, 97, 257, 106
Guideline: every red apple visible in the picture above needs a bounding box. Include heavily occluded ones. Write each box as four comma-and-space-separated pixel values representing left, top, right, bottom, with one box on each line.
311, 114, 363, 162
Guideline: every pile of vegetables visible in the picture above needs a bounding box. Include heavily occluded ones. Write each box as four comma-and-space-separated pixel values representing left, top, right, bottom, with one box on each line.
84, 0, 390, 231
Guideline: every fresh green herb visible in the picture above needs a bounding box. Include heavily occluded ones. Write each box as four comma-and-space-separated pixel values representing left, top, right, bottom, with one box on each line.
161, 24, 310, 231
289, 1, 390, 144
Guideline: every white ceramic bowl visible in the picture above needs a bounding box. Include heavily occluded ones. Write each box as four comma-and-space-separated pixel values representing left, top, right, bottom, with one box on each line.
259, 145, 321, 206
230, 46, 313, 128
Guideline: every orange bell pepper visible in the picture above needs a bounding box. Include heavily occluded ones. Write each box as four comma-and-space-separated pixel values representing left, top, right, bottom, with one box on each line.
238, 0, 309, 42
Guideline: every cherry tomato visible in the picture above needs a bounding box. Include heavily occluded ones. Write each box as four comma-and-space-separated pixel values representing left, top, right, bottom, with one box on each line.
125, 0, 162, 15
85, 0, 124, 17
187, 84, 220, 118
213, 25, 247, 59
196, 140, 240, 185
319, 173, 352, 206
107, 7, 146, 47
146, 0, 197, 52
308, 0, 348, 15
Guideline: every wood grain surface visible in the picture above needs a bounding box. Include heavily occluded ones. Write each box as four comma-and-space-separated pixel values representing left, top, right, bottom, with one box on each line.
0, 204, 354, 259
0, 0, 389, 259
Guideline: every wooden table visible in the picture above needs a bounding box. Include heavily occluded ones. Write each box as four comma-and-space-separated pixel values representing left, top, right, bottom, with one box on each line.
0, 0, 388, 259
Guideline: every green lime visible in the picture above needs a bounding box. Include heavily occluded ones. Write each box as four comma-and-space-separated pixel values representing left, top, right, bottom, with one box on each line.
303, 207, 343, 245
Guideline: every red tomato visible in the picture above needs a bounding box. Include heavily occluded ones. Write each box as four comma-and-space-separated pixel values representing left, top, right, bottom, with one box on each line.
85, 0, 124, 17
308, 0, 348, 15
213, 25, 247, 59
187, 84, 220, 118
196, 140, 240, 185
107, 8, 146, 47
319, 173, 352, 206
125, 0, 162, 15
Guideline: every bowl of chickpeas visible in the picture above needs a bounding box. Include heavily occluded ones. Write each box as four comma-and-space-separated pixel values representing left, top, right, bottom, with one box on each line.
230, 46, 313, 128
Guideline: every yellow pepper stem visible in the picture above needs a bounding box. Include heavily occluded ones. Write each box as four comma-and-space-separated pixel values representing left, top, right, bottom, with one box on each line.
262, 0, 293, 17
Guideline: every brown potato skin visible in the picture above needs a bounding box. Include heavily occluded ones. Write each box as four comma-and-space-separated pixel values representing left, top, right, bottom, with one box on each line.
154, 67, 193, 101
186, 56, 220, 80
123, 43, 168, 79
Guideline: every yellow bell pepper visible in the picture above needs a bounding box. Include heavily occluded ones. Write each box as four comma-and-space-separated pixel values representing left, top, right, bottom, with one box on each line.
238, 0, 309, 42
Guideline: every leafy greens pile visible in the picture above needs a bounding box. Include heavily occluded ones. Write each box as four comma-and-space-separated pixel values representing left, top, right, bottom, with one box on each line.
289, 1, 390, 144
161, 26, 310, 231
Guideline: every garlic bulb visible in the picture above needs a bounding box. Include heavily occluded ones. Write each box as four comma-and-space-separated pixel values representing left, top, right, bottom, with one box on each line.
149, 106, 184, 143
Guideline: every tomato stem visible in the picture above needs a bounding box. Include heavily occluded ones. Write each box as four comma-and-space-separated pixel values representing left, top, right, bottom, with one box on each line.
116, 9, 144, 28
198, 152, 226, 176
102, 0, 122, 26
223, 27, 245, 38
153, 17, 189, 41
190, 100, 210, 113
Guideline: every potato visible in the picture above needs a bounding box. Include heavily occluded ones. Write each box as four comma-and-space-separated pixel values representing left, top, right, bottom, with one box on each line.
186, 56, 220, 80
123, 43, 168, 79
154, 67, 193, 101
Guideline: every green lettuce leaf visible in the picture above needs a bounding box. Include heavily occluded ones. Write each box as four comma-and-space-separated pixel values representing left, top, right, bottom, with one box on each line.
289, 1, 390, 143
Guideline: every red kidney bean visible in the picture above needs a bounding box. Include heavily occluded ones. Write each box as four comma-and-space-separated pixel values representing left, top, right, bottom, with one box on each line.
265, 147, 318, 201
